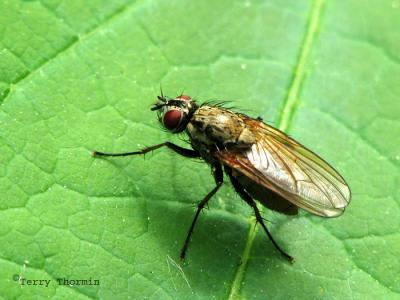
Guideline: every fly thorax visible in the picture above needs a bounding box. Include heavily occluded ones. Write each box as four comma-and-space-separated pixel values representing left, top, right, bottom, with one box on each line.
237, 127, 255, 145
187, 106, 255, 149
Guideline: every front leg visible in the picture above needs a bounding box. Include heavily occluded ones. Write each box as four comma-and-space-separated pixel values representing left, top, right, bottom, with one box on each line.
180, 163, 223, 260
92, 142, 200, 158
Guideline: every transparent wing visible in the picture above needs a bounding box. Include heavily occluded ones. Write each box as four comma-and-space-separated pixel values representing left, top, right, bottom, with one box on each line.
216, 118, 351, 217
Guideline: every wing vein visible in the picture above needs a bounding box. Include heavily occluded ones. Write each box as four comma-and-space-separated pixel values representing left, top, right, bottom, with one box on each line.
263, 137, 298, 193
269, 136, 348, 205
268, 138, 335, 207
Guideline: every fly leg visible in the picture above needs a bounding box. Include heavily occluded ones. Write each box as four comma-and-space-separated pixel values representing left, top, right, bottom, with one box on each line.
180, 163, 223, 260
225, 167, 294, 263
92, 142, 200, 158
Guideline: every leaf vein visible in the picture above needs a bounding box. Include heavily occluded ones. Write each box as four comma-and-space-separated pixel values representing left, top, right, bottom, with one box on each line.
227, 0, 326, 298
0, 0, 142, 105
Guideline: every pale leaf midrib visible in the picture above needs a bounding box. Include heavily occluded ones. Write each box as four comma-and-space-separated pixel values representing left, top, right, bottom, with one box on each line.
227, 0, 325, 299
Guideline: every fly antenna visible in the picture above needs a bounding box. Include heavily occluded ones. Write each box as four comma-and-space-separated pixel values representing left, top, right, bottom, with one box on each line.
151, 102, 166, 111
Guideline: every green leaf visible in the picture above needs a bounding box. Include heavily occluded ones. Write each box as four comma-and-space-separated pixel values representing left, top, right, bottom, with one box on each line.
1, 0, 399, 299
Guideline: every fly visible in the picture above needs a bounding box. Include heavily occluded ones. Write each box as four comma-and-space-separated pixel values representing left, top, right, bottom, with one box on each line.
93, 94, 351, 262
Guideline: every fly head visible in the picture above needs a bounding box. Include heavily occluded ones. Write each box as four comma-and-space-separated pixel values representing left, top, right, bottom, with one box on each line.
151, 94, 197, 133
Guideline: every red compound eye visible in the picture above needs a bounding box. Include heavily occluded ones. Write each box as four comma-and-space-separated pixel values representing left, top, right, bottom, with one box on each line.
177, 95, 191, 101
163, 109, 182, 130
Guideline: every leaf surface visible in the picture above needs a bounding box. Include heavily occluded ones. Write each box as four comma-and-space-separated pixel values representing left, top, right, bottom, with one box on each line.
0, 0, 399, 299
